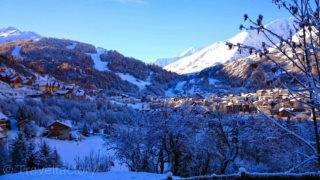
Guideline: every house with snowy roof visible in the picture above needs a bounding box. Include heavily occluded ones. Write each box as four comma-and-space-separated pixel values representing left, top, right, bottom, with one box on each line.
0, 112, 9, 134
9, 75, 22, 88
0, 127, 7, 144
47, 120, 72, 140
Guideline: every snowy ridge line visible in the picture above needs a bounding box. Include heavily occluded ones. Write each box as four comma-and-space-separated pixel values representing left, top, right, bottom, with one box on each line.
164, 18, 296, 74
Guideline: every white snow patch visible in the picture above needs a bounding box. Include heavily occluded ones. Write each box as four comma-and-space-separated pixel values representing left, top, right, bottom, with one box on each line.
87, 48, 109, 71
116, 73, 151, 90
66, 43, 77, 50
11, 46, 22, 59
208, 78, 220, 85
0, 111, 7, 120
175, 81, 187, 91
0, 81, 41, 100
38, 136, 127, 171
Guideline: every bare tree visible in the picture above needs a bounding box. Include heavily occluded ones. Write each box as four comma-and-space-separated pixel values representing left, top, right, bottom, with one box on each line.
227, 0, 320, 165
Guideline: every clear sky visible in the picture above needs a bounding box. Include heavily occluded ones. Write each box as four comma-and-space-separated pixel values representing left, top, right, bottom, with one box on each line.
0, 0, 289, 63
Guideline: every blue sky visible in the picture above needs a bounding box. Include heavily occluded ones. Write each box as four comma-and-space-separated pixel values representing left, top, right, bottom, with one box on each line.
0, 0, 289, 62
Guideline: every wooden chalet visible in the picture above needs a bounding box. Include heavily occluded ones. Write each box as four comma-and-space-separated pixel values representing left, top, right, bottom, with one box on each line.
26, 76, 37, 86
47, 121, 72, 140
0, 112, 9, 134
10, 75, 22, 88
278, 108, 294, 120
40, 82, 61, 92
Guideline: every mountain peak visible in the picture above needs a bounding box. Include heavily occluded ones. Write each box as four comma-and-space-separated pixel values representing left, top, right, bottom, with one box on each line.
164, 18, 296, 74
0, 26, 41, 43
154, 47, 200, 67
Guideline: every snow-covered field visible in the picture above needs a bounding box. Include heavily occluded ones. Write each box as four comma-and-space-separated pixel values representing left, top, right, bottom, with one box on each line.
0, 82, 40, 100
37, 136, 128, 171
1, 168, 174, 180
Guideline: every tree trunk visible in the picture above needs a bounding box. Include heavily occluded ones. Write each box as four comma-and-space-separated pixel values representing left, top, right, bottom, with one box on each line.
158, 148, 164, 173
311, 107, 320, 165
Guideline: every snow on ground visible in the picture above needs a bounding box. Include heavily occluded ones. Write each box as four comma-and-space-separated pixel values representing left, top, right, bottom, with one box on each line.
165, 81, 186, 97
116, 73, 151, 90
37, 136, 127, 171
109, 99, 150, 111
208, 78, 220, 85
87, 48, 109, 71
164, 88, 175, 97
2, 168, 174, 180
11, 46, 22, 59
0, 81, 40, 100
66, 43, 77, 50
34, 74, 57, 86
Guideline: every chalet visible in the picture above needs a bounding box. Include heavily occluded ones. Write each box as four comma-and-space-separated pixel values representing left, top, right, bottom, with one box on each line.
26, 76, 37, 86
278, 108, 294, 120
256, 90, 268, 97
47, 121, 72, 140
73, 89, 86, 100
65, 90, 73, 99
9, 76, 22, 88
58, 62, 72, 71
0, 112, 9, 134
42, 91, 53, 98
290, 99, 304, 112
40, 82, 61, 92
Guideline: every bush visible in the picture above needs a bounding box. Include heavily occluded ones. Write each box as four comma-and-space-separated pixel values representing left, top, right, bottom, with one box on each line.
75, 151, 114, 172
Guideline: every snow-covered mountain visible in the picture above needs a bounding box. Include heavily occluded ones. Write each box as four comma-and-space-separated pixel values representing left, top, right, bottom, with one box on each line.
164, 18, 296, 74
154, 47, 199, 67
0, 27, 41, 43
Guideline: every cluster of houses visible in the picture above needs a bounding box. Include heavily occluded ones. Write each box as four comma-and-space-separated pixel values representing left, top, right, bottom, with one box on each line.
0, 66, 23, 88
253, 89, 306, 120
0, 66, 87, 100
148, 88, 310, 121
34, 83, 86, 100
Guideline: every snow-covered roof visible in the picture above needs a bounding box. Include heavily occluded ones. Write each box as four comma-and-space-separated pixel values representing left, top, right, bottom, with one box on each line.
0, 112, 7, 120
73, 89, 85, 96
279, 107, 294, 112
48, 120, 72, 128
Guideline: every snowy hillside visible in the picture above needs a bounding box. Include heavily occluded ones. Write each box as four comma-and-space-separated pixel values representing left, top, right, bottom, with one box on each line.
154, 47, 199, 67
0, 27, 41, 43
164, 18, 296, 74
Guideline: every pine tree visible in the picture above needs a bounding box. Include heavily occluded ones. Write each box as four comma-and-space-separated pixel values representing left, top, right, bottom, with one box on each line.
16, 106, 29, 130
10, 132, 27, 172
0, 144, 8, 175
38, 141, 51, 168
23, 123, 37, 139
50, 148, 62, 168
26, 141, 38, 170
81, 124, 89, 137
